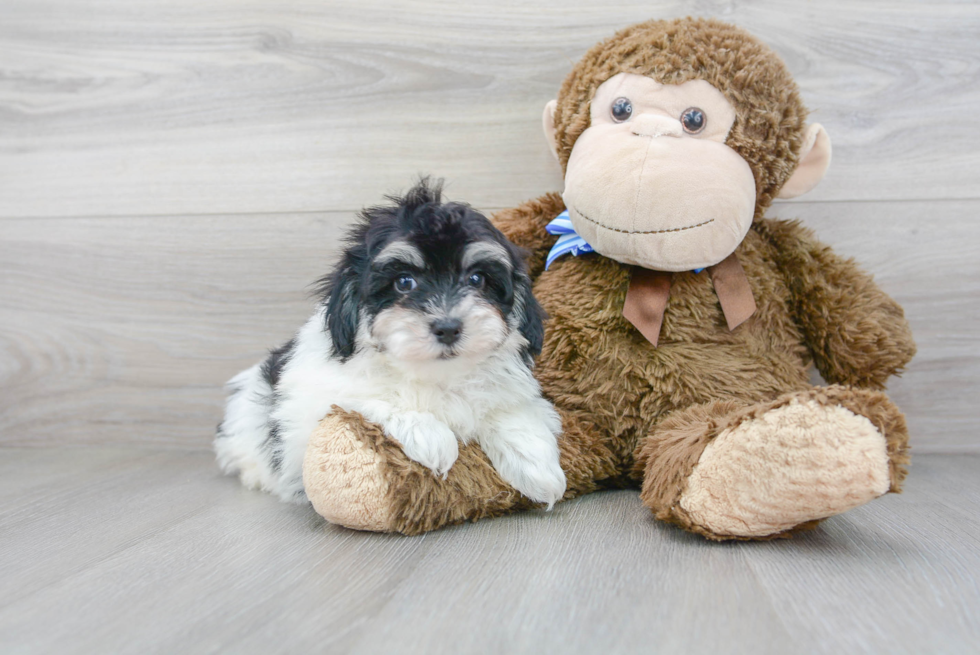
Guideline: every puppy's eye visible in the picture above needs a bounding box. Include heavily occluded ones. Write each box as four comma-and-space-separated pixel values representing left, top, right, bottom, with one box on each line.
680, 107, 706, 134
394, 275, 417, 293
467, 273, 485, 288
611, 97, 633, 123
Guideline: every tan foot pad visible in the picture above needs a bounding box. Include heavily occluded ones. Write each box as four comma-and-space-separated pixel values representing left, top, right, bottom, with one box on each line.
303, 413, 395, 532
679, 399, 890, 538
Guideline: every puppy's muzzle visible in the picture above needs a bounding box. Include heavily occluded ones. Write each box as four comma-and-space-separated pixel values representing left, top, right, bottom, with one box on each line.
431, 318, 463, 346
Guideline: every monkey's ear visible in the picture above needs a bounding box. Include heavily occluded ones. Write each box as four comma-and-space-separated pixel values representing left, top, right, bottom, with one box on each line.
542, 99, 559, 161
778, 124, 832, 199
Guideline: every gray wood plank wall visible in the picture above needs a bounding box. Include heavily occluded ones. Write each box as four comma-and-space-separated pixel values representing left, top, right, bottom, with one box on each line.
1, 0, 978, 451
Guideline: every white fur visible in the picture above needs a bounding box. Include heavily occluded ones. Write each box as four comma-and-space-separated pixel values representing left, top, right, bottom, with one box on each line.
213, 363, 277, 491
215, 301, 566, 507
461, 241, 511, 271
375, 240, 425, 268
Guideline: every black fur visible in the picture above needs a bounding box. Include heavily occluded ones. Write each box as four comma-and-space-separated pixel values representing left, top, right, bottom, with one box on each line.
516, 287, 546, 359
261, 338, 296, 388
215, 341, 294, 443
315, 177, 545, 363
267, 422, 284, 471
324, 265, 361, 359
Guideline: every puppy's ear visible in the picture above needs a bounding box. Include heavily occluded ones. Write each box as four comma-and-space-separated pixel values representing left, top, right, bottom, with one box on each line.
324, 265, 360, 360
516, 280, 546, 359
497, 233, 546, 359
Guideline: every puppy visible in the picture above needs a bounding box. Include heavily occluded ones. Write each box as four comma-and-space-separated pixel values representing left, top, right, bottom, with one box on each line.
214, 179, 567, 508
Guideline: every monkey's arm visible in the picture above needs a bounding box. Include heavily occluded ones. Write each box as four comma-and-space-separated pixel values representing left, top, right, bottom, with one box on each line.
755, 218, 916, 389
491, 192, 565, 280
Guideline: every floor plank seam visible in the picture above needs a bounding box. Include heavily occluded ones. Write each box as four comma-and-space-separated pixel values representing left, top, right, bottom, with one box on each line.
2, 195, 980, 222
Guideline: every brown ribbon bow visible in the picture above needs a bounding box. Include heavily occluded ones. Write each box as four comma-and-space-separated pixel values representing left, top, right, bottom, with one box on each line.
622, 252, 757, 346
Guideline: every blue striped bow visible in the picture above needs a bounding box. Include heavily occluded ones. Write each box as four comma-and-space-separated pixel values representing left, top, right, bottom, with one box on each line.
545, 210, 594, 270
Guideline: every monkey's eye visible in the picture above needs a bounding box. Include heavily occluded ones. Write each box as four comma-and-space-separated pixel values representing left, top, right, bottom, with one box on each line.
394, 275, 417, 293
467, 272, 485, 289
680, 107, 706, 134
610, 97, 633, 122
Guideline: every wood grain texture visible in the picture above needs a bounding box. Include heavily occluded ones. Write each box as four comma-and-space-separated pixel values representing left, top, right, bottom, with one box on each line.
0, 212, 347, 447
1, 199, 977, 450
0, 448, 977, 654
1, 0, 978, 218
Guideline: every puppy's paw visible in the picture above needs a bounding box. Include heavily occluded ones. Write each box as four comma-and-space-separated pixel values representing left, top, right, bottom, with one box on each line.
482, 414, 567, 509
383, 411, 459, 478
506, 458, 566, 510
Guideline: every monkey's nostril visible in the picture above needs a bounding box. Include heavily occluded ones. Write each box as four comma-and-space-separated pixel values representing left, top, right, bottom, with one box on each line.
432, 319, 463, 346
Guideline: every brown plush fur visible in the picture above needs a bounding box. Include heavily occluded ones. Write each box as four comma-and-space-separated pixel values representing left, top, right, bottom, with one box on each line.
754, 220, 917, 388
307, 18, 915, 540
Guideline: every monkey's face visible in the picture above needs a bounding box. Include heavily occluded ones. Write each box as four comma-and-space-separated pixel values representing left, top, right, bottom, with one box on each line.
560, 73, 757, 272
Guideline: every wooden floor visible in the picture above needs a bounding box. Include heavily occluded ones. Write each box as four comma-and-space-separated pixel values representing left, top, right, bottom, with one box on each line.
2, 1, 980, 653
1, 448, 978, 654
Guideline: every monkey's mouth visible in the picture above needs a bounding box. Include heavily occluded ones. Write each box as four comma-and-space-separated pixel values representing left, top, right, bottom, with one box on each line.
571, 205, 715, 235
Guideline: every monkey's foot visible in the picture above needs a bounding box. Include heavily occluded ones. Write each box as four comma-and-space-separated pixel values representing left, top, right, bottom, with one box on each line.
303, 407, 533, 535
636, 386, 910, 540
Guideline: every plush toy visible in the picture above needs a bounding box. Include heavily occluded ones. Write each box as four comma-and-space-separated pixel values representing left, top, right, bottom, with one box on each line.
302, 17, 915, 540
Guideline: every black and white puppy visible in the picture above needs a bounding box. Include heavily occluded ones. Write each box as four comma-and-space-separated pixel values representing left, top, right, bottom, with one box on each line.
215, 180, 566, 508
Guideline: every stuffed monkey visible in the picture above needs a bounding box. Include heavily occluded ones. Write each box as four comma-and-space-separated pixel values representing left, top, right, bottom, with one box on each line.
302, 17, 915, 540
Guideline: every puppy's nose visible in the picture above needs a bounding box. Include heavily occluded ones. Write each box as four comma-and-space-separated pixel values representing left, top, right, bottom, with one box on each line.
431, 319, 463, 346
